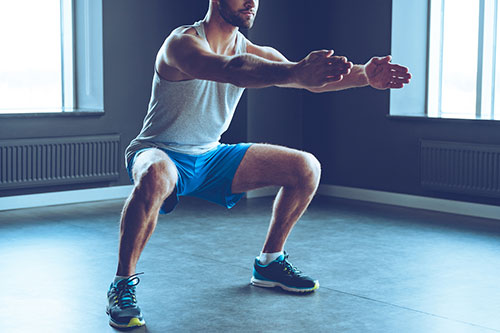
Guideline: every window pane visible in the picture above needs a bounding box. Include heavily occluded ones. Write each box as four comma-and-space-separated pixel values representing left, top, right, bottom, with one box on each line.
0, 1, 62, 113
440, 0, 480, 118
427, 0, 443, 118
495, 0, 500, 119
481, 0, 496, 119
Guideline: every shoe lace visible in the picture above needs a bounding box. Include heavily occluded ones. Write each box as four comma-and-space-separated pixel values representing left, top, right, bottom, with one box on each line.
279, 253, 302, 277
113, 272, 143, 309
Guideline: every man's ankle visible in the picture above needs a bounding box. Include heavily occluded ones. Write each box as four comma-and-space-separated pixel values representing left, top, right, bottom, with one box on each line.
258, 251, 283, 265
113, 275, 130, 284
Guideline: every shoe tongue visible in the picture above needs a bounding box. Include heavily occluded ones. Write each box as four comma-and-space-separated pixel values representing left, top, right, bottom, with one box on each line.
276, 254, 285, 262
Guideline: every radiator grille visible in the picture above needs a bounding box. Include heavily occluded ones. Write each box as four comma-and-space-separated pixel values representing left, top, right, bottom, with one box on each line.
421, 140, 500, 197
0, 135, 120, 189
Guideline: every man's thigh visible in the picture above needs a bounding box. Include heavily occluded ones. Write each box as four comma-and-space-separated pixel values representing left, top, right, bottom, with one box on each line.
131, 148, 178, 185
231, 144, 320, 193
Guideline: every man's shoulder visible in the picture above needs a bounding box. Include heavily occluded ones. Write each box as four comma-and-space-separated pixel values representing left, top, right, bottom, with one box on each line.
163, 24, 206, 53
156, 23, 206, 81
169, 24, 199, 39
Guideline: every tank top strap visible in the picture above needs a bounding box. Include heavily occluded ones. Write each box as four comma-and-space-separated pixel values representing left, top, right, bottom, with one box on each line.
192, 20, 207, 40
235, 31, 247, 54
193, 20, 246, 55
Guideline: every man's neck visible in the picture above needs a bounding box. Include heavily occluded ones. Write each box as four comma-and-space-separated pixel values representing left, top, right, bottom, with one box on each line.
203, 12, 239, 55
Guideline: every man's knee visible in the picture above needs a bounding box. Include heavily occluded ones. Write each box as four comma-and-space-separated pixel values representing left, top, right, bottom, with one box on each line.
293, 152, 321, 190
134, 160, 176, 207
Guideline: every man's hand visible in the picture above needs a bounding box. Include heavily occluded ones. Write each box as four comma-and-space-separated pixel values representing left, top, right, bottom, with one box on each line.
294, 50, 353, 89
365, 56, 411, 90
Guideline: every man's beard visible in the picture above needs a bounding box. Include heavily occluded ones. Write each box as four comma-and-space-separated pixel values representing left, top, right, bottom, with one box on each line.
218, 0, 255, 29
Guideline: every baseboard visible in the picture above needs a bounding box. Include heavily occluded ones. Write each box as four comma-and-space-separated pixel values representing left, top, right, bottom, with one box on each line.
318, 185, 500, 221
2, 184, 499, 221
0, 185, 133, 211
1, 185, 279, 211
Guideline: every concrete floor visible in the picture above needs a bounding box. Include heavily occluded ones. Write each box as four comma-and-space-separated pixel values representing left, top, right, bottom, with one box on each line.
1, 195, 500, 333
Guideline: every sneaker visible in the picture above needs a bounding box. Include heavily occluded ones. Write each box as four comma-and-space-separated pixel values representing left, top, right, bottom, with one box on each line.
106, 273, 146, 329
251, 252, 319, 293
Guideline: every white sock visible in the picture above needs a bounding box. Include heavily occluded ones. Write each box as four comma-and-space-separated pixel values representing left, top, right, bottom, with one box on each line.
258, 251, 284, 265
114, 275, 129, 284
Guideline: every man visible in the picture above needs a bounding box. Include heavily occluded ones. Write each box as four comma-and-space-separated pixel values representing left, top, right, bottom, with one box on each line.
106, 0, 411, 329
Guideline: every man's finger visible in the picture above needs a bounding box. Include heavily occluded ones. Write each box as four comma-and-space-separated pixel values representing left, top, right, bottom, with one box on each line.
390, 64, 410, 73
327, 61, 349, 70
324, 50, 336, 58
311, 49, 334, 59
328, 66, 350, 77
381, 55, 392, 63
389, 81, 404, 89
373, 55, 392, 64
325, 74, 343, 82
392, 73, 411, 80
391, 77, 410, 85
323, 49, 334, 57
328, 56, 352, 68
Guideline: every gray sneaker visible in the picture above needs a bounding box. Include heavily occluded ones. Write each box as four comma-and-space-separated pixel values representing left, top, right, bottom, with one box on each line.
106, 273, 146, 328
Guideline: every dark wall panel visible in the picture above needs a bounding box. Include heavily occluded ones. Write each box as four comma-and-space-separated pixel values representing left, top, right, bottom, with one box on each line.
246, 0, 305, 149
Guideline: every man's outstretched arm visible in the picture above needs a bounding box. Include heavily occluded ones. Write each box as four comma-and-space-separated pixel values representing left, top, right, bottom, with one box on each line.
163, 30, 352, 90
246, 41, 411, 92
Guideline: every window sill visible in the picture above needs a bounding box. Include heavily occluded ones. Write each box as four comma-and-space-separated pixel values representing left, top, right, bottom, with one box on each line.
0, 109, 104, 118
387, 114, 500, 124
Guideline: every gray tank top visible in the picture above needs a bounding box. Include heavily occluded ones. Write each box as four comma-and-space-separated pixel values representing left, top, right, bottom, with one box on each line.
125, 21, 246, 166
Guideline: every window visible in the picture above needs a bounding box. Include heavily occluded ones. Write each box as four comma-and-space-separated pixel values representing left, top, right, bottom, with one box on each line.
391, 0, 499, 121
0, 0, 103, 115
428, 0, 499, 120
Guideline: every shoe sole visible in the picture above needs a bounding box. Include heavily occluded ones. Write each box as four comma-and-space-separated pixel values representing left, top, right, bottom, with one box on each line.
106, 309, 146, 329
250, 276, 319, 293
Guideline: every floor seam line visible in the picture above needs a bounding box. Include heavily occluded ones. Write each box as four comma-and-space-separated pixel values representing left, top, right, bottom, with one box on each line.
321, 286, 500, 332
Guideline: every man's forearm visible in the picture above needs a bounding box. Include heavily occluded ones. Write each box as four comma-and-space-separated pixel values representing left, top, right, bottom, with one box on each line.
224, 54, 297, 88
310, 65, 369, 93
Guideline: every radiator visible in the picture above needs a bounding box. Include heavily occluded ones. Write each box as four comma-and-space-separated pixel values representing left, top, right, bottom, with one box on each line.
0, 135, 120, 190
421, 140, 500, 197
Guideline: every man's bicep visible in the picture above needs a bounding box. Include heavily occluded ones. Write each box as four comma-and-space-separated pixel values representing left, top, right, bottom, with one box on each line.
165, 34, 231, 81
246, 41, 291, 63
245, 41, 308, 90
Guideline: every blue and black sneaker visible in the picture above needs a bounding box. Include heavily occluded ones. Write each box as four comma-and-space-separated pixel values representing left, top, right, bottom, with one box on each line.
106, 273, 146, 329
251, 252, 319, 293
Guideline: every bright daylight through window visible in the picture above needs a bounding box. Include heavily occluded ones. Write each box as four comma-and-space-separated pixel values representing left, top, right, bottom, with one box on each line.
0, 1, 69, 114
428, 0, 499, 120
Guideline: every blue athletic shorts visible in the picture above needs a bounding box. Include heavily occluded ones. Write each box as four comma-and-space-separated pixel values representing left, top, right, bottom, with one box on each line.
127, 143, 253, 214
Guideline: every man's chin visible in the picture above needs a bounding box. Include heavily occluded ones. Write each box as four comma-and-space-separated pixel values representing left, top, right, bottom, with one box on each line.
239, 20, 254, 29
